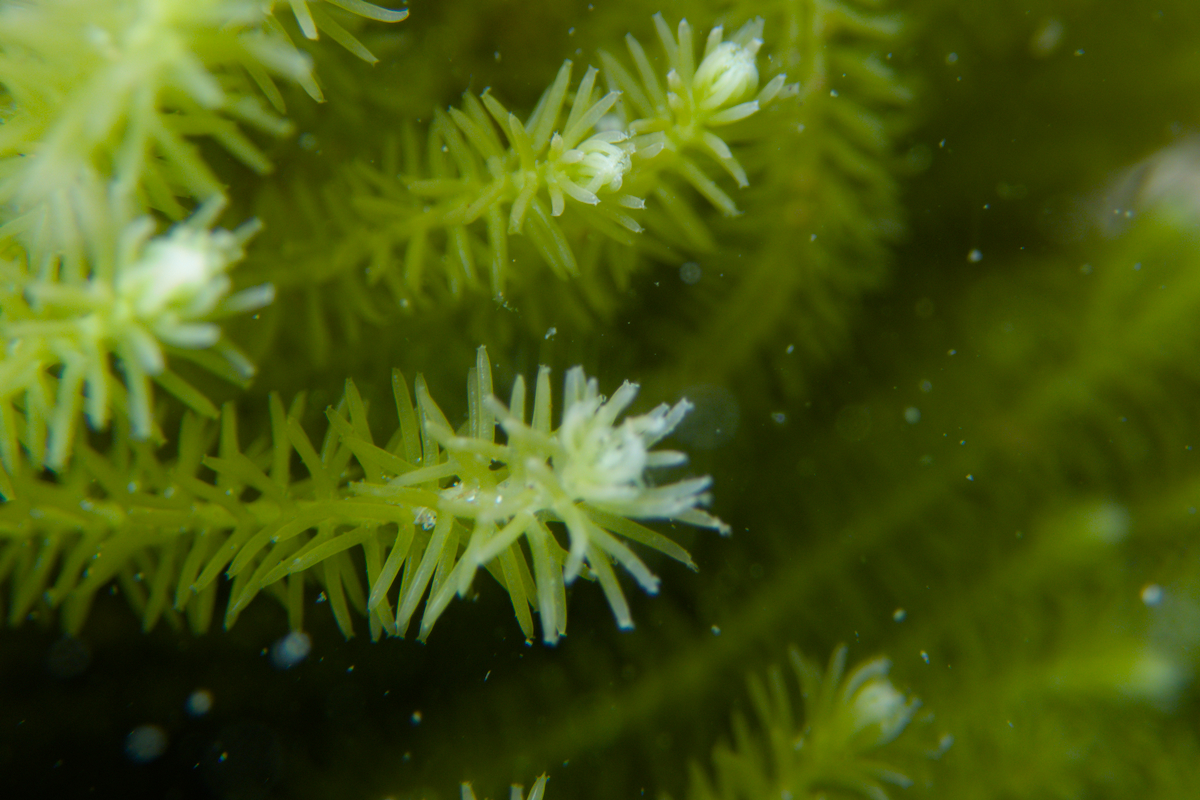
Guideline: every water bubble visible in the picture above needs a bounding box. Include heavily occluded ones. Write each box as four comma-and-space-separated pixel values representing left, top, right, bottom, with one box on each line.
125, 724, 168, 763
187, 689, 214, 717
904, 144, 933, 173
1029, 18, 1064, 57
1083, 501, 1130, 544
679, 261, 702, 285
269, 631, 312, 670
45, 636, 91, 678
413, 507, 437, 530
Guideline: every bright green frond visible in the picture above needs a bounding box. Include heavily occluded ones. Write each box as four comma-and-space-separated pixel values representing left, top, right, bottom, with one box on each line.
0, 346, 725, 644
687, 646, 923, 800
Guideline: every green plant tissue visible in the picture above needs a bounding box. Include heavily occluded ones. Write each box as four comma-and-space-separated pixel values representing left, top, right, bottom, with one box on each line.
1, 1, 1198, 799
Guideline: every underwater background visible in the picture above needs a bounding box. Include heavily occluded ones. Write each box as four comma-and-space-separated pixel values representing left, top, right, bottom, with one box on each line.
2, 1, 1199, 799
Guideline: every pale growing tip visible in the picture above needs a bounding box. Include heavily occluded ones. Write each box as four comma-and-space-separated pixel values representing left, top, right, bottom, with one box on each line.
693, 34, 762, 113
117, 223, 248, 322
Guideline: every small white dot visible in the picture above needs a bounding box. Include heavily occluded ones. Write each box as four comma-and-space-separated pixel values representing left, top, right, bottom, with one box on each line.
186, 689, 214, 717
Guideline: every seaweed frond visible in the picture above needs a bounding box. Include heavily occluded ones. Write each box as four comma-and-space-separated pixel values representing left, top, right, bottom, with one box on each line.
0, 197, 270, 491
462, 774, 548, 800
0, 346, 725, 643
0, 0, 408, 262
650, 0, 910, 397
600, 13, 797, 231
268, 13, 792, 326
687, 646, 923, 800
0, 0, 305, 251
276, 0, 409, 65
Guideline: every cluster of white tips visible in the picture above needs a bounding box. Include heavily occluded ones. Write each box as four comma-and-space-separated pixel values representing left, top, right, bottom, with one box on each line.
114, 215, 270, 373
557, 373, 694, 513
693, 20, 764, 112
841, 657, 921, 749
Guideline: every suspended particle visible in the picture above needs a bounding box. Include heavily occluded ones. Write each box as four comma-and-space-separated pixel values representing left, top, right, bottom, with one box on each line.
1141, 583, 1165, 606
413, 507, 437, 530
904, 407, 921, 424
893, 608, 907, 622
186, 689, 214, 717
125, 724, 169, 763
1030, 17, 1064, 57
270, 631, 312, 670
967, 248, 983, 263
45, 636, 91, 678
679, 261, 702, 285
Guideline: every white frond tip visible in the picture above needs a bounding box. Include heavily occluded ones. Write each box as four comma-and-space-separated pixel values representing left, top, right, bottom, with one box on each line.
394, 350, 728, 643
693, 20, 763, 112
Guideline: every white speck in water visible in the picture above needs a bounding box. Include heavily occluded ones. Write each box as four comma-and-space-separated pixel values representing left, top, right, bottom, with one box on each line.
125, 725, 168, 763
186, 689, 214, 717
270, 630, 312, 669
904, 407, 921, 424
967, 248, 983, 263
413, 507, 437, 530
1030, 18, 1064, 57
1141, 583, 1164, 607
679, 261, 702, 285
